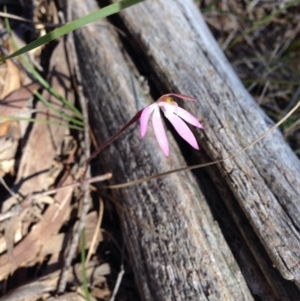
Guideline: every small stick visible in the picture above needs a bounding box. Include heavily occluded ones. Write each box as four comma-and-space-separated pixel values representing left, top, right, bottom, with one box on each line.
110, 264, 125, 301
107, 100, 300, 189
82, 109, 142, 179
57, 3, 91, 292
0, 176, 17, 198
35, 174, 112, 198
85, 197, 104, 265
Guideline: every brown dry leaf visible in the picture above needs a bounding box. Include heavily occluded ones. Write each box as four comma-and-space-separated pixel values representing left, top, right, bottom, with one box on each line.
15, 40, 75, 196
0, 131, 19, 160
47, 293, 80, 301
0, 83, 40, 175
0, 159, 15, 176
3, 208, 25, 258
0, 83, 40, 123
0, 34, 22, 99
90, 286, 111, 301
0, 262, 110, 301
0, 59, 21, 100
41, 210, 103, 267
0, 137, 18, 176
0, 120, 11, 137
0, 176, 74, 280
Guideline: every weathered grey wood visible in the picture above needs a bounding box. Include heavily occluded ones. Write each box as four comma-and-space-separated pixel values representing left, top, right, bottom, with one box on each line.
197, 162, 300, 300
72, 1, 256, 301
109, 0, 300, 291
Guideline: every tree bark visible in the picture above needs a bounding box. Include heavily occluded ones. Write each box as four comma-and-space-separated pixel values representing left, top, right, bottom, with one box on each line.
72, 0, 300, 300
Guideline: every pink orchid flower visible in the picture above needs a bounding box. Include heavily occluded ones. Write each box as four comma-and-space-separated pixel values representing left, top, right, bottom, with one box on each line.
140, 93, 204, 157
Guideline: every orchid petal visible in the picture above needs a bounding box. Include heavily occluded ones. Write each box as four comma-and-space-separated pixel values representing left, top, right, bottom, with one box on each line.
175, 107, 204, 129
158, 102, 176, 118
152, 106, 169, 157
166, 113, 199, 150
140, 103, 157, 138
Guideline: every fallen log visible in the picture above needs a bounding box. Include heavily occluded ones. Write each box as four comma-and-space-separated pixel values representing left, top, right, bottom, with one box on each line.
72, 0, 300, 300
109, 0, 300, 289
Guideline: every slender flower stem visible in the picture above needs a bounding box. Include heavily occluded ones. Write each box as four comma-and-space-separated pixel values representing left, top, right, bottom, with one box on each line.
82, 93, 202, 179
82, 109, 143, 180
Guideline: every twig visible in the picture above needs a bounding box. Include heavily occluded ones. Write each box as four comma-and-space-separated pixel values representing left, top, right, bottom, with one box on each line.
38, 174, 111, 198
0, 176, 17, 198
0, 11, 64, 28
57, 1, 91, 292
85, 197, 104, 265
82, 109, 142, 179
0, 174, 111, 223
110, 264, 125, 301
107, 100, 300, 189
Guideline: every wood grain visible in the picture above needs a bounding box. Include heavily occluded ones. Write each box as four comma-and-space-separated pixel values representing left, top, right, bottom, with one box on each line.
72, 1, 256, 300
72, 0, 300, 300
109, 0, 300, 289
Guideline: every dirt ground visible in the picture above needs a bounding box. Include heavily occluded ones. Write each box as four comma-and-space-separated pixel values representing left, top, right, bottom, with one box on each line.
0, 0, 299, 300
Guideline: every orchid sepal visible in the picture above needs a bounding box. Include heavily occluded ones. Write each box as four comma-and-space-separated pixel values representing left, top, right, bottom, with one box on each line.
140, 93, 204, 157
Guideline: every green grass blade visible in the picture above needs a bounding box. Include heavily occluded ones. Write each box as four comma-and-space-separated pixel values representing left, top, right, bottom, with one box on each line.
81, 229, 91, 301
21, 57, 83, 118
4, 9, 83, 119
0, 115, 83, 131
1, 0, 145, 62
34, 91, 84, 127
